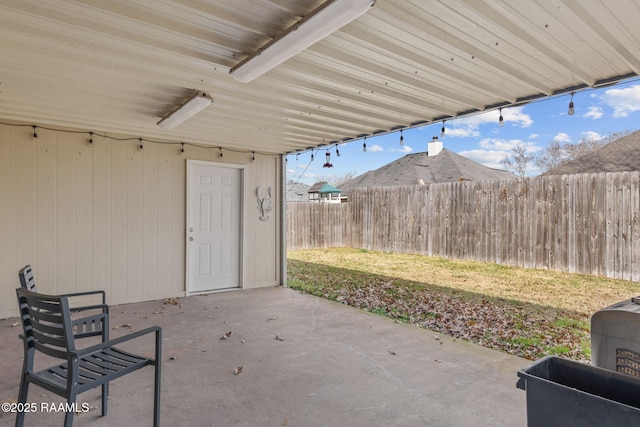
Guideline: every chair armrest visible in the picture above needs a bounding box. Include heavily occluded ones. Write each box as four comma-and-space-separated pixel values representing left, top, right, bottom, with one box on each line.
71, 303, 109, 315
72, 326, 162, 359
61, 289, 106, 304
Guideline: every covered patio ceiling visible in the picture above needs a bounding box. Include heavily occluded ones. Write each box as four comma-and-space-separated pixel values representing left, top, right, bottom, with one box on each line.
0, 0, 639, 155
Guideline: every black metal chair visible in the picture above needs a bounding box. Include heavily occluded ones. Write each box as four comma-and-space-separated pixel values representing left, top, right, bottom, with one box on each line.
18, 265, 108, 338
15, 288, 162, 427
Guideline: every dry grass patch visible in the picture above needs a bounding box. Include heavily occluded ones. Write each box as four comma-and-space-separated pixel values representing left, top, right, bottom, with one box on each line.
288, 248, 640, 316
287, 248, 640, 361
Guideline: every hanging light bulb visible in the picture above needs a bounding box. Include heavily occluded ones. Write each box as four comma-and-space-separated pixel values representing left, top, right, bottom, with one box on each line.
139, 139, 144, 151
399, 129, 404, 145
181, 143, 185, 155
363, 137, 367, 152
219, 147, 223, 157
296, 153, 299, 161
89, 132, 94, 146
251, 151, 255, 161
499, 108, 504, 127
335, 145, 340, 157
311, 150, 314, 161
32, 126, 38, 142
568, 92, 575, 116
441, 120, 446, 139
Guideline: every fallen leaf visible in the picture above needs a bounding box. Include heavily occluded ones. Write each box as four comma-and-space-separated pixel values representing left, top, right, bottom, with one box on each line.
169, 356, 177, 361
267, 317, 278, 322
233, 366, 243, 375
12, 321, 19, 327
275, 335, 285, 341
164, 298, 178, 305
121, 323, 136, 332
389, 350, 397, 355
220, 331, 233, 340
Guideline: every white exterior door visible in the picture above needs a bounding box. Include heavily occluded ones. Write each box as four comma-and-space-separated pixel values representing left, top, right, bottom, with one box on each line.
187, 160, 242, 293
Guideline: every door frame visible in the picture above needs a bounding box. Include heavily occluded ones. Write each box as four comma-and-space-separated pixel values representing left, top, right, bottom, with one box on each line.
185, 159, 245, 295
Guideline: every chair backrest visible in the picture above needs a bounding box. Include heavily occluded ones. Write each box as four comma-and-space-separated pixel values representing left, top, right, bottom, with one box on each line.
18, 265, 37, 292
16, 288, 75, 359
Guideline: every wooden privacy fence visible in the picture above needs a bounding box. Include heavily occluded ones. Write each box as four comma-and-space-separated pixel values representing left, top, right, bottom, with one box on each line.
287, 171, 640, 281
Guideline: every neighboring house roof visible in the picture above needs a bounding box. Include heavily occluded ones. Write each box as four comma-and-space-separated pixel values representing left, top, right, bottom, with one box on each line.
340, 149, 515, 194
286, 182, 311, 202
543, 130, 640, 176
308, 182, 342, 194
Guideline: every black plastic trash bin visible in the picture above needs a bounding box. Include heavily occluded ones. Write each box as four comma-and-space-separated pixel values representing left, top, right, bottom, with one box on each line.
517, 356, 640, 426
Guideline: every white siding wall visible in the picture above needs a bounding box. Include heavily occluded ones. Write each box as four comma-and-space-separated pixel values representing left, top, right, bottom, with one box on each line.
0, 121, 281, 318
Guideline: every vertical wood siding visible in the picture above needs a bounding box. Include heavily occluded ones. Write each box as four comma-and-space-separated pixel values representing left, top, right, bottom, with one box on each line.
287, 173, 640, 282
0, 122, 281, 318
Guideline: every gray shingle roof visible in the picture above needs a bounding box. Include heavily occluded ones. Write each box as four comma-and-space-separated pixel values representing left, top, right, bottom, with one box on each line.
308, 182, 341, 194
286, 182, 311, 202
543, 130, 640, 176
340, 149, 515, 194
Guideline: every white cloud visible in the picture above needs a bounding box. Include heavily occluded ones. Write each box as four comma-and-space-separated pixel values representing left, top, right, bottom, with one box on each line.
367, 144, 384, 152
582, 131, 602, 141
583, 106, 603, 119
389, 145, 413, 153
503, 107, 534, 128
460, 138, 540, 171
478, 138, 541, 152
553, 132, 571, 143
446, 106, 533, 138
445, 127, 480, 138
458, 149, 505, 169
528, 133, 539, 139
602, 84, 640, 117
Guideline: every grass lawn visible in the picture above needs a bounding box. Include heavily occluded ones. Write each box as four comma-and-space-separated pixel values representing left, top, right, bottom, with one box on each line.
287, 248, 640, 361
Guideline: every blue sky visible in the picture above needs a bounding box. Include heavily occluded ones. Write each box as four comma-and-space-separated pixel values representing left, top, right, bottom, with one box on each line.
286, 78, 640, 186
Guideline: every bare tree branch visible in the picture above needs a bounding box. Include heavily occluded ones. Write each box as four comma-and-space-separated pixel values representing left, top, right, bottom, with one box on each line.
501, 145, 535, 178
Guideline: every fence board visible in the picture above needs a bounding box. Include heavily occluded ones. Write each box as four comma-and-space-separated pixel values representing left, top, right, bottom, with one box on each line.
287, 172, 640, 281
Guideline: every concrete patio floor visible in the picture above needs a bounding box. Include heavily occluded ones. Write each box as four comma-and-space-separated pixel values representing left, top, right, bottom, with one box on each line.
0, 286, 529, 426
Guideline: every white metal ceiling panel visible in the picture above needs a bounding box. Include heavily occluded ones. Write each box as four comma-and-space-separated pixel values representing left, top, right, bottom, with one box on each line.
0, 0, 638, 154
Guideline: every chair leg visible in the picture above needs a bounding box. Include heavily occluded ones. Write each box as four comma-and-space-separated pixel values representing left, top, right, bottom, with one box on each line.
154, 329, 162, 427
15, 375, 29, 427
153, 362, 161, 427
63, 393, 77, 427
102, 383, 108, 416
